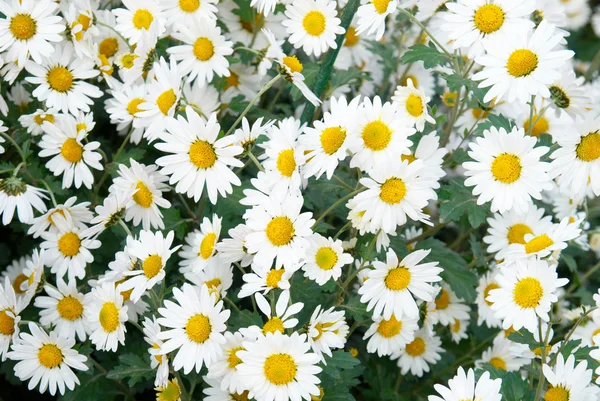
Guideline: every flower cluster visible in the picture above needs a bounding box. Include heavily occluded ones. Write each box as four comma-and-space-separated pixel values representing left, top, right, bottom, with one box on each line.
1, 0, 600, 401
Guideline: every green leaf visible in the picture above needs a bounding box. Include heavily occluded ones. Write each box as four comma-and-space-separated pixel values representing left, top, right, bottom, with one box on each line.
487, 114, 514, 132
228, 309, 263, 332
343, 295, 369, 321
438, 179, 489, 228
321, 351, 361, 380
442, 73, 488, 105
415, 238, 477, 302
330, 67, 370, 90
60, 373, 120, 401
469, 234, 486, 268
106, 354, 154, 387
508, 330, 539, 351
401, 43, 450, 69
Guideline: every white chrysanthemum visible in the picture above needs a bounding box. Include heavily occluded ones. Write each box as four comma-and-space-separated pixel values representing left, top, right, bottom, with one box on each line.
358, 248, 443, 320
487, 258, 568, 332
7, 82, 31, 109
1, 256, 29, 298
476, 334, 533, 371
181, 79, 221, 119
355, 0, 398, 40
216, 224, 255, 268
19, 108, 59, 137
96, 10, 128, 62
113, 0, 165, 45
218, 0, 284, 49
391, 328, 443, 377
335, 24, 372, 69
105, 81, 147, 145
473, 20, 574, 104
392, 79, 435, 132
157, 284, 229, 374
206, 331, 251, 395
238, 265, 293, 298
221, 63, 264, 104
449, 317, 469, 344
142, 316, 169, 387
155, 107, 244, 203
307, 305, 348, 362
363, 313, 418, 357
83, 190, 132, 239
7, 323, 88, 396
543, 354, 600, 401
475, 271, 502, 328
549, 68, 593, 120
237, 331, 322, 401
86, 282, 129, 352
244, 291, 303, 337
231, 117, 273, 150
160, 0, 218, 28
428, 367, 502, 401
119, 24, 160, 86
34, 279, 88, 341
20, 249, 45, 303
179, 214, 222, 274
302, 234, 353, 285
185, 255, 233, 300
0, 177, 47, 225
463, 126, 552, 214
428, 284, 470, 326
0, 276, 28, 361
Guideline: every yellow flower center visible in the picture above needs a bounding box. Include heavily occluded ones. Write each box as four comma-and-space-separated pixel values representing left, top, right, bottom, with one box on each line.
143, 254, 163, 279
57, 296, 84, 321
227, 347, 244, 369
524, 234, 554, 254
312, 322, 335, 340
276, 149, 297, 177
576, 132, 600, 162
524, 116, 549, 137
199, 232, 217, 260
224, 71, 240, 90
133, 181, 154, 208
266, 216, 295, 246
0, 310, 15, 335
179, 0, 200, 12
193, 37, 215, 61
472, 108, 490, 119
372, 0, 391, 14
379, 178, 407, 204
435, 289, 450, 310
507, 223, 533, 244
405, 337, 425, 356
349, 347, 358, 357
544, 386, 570, 401
232, 391, 251, 401
156, 88, 177, 115
205, 278, 221, 291
491, 153, 521, 183
405, 94, 424, 117
264, 353, 297, 385
60, 138, 84, 163
320, 126, 346, 155
474, 4, 505, 34
189, 140, 217, 169
38, 344, 63, 368
152, 343, 163, 363
12, 274, 27, 295
157, 380, 181, 401
315, 247, 338, 271
513, 277, 543, 308
377, 315, 402, 338
344, 26, 359, 47
133, 9, 154, 30
302, 11, 326, 36
47, 67, 74, 93
186, 314, 212, 343
99, 302, 120, 332
483, 283, 500, 306
34, 113, 55, 126
443, 91, 457, 107
400, 75, 419, 88
489, 357, 507, 370
127, 98, 145, 116
263, 316, 285, 334
506, 49, 538, 77
58, 232, 81, 257
283, 56, 303, 74
361, 120, 392, 151
121, 53, 138, 69
452, 319, 461, 333
401, 154, 417, 164
385, 266, 411, 291
266, 269, 285, 288
10, 14, 37, 40
99, 37, 119, 58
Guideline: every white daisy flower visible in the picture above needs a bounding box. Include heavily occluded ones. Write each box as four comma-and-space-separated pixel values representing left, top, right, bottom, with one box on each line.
232, 117, 273, 151
83, 190, 132, 239
86, 282, 129, 352
0, 0, 65, 65
282, 0, 345, 57
428, 367, 502, 401
449, 317, 470, 344
61, 2, 99, 59
487, 258, 568, 332
160, 0, 218, 28
185, 255, 233, 300
428, 284, 470, 326
206, 331, 251, 395
391, 79, 435, 132
157, 284, 230, 374
179, 214, 222, 274
391, 328, 443, 377
113, 0, 165, 45
120, 23, 160, 86
363, 313, 418, 357
302, 234, 353, 286
216, 223, 255, 268
358, 248, 443, 320
245, 291, 304, 336
542, 354, 600, 401
218, 0, 285, 49
19, 108, 59, 137
335, 24, 373, 69
105, 81, 148, 145
250, 0, 279, 16
20, 249, 45, 303
402, 131, 447, 185
38, 115, 103, 190
475, 271, 502, 328
355, 0, 398, 40
142, 316, 169, 387
155, 378, 183, 401
549, 68, 593, 120
0, 276, 28, 361
34, 279, 88, 341
238, 265, 293, 298
463, 125, 552, 214
237, 331, 322, 401
307, 305, 348, 362
7, 323, 88, 396
221, 63, 263, 103
155, 107, 244, 203
1, 256, 29, 297
119, 230, 180, 303
96, 10, 129, 62
25, 42, 102, 115
181, 79, 221, 119
473, 20, 574, 104
168, 21, 233, 84
7, 82, 32, 110
0, 177, 47, 225
476, 334, 532, 371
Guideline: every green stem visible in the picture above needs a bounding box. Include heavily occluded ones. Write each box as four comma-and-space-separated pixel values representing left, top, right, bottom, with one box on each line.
312, 187, 364, 229
38, 179, 57, 207
247, 151, 264, 171
96, 20, 132, 51
526, 96, 536, 137
174, 371, 190, 401
0, 131, 27, 164
564, 261, 600, 296
550, 307, 598, 365
396, 7, 453, 59
332, 174, 354, 191
177, 193, 196, 220
118, 218, 132, 237
224, 297, 240, 311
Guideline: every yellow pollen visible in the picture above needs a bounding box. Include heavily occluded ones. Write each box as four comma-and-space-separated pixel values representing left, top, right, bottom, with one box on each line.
179, 0, 200, 12
186, 314, 212, 343
400, 75, 419, 88
121, 53, 138, 69
58, 232, 81, 257
507, 224, 533, 244
472, 108, 490, 119
143, 254, 163, 279
200, 232, 217, 260
38, 344, 63, 368
193, 37, 215, 61
302, 11, 326, 36
232, 391, 251, 401
361, 120, 392, 151
385, 266, 411, 291
266, 269, 285, 288
283, 56, 303, 74
47, 67, 73, 93
12, 274, 27, 295
524, 234, 554, 254
349, 347, 358, 357
344, 26, 359, 47
315, 247, 338, 271
60, 138, 83, 163
435, 289, 450, 310
264, 353, 297, 385
513, 277, 543, 308
157, 380, 181, 401
121, 287, 133, 302
99, 37, 119, 58
489, 357, 507, 370
189, 140, 217, 169
77, 14, 92, 31
34, 113, 55, 126
544, 386, 569, 401
576, 132, 600, 162
405, 337, 425, 356
156, 89, 176, 115
372, 0, 391, 14
127, 98, 145, 116
132, 9, 154, 30
524, 116, 549, 137
311, 387, 325, 401
263, 316, 285, 334
133, 181, 154, 208
57, 296, 84, 321
204, 278, 222, 291
276, 149, 296, 177
266, 216, 295, 246
405, 94, 424, 117
10, 13, 37, 40
320, 126, 346, 155
491, 153, 522, 183
506, 49, 539, 77
377, 315, 402, 338
380, 178, 407, 204
99, 302, 120, 332
227, 347, 244, 369
313, 322, 335, 340
0, 310, 15, 335
224, 71, 240, 90
533, 344, 552, 357
76, 123, 87, 133
474, 4, 505, 34
484, 283, 500, 306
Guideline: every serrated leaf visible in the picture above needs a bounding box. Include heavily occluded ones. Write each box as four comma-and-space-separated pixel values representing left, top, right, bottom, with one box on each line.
442, 73, 488, 105
508, 330, 539, 350
228, 309, 263, 332
438, 180, 488, 228
106, 354, 154, 387
321, 351, 361, 380
401, 43, 450, 68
